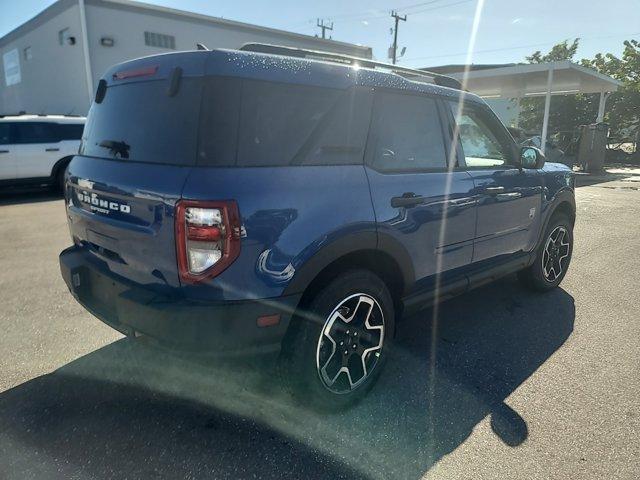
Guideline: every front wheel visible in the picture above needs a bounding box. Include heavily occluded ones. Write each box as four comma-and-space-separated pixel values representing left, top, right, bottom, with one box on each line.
519, 213, 573, 291
280, 269, 395, 410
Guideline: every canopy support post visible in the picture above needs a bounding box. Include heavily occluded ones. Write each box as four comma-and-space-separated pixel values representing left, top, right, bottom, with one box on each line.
597, 91, 610, 123
540, 67, 554, 155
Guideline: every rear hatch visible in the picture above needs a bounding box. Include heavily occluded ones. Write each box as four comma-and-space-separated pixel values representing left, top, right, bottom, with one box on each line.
66, 52, 206, 291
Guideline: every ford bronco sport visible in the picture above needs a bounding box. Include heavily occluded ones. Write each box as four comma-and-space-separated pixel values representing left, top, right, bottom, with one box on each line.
59, 45, 575, 407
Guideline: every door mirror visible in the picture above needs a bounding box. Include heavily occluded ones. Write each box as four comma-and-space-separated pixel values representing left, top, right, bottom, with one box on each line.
520, 146, 545, 169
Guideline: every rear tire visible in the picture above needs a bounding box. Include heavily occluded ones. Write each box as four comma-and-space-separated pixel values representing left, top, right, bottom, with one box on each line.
55, 165, 67, 193
279, 269, 395, 410
518, 212, 573, 291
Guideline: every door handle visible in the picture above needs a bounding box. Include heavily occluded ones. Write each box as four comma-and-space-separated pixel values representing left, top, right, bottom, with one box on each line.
0, 150, 9, 154
483, 186, 505, 195
45, 147, 60, 152
391, 193, 426, 208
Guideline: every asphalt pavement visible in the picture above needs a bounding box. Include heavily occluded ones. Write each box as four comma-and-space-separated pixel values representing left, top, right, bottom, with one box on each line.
0, 171, 638, 479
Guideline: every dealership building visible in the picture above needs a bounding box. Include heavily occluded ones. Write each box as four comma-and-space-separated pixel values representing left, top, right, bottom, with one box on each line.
0, 0, 372, 115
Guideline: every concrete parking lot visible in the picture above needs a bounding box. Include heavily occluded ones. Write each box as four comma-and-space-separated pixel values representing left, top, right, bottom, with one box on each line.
0, 171, 638, 479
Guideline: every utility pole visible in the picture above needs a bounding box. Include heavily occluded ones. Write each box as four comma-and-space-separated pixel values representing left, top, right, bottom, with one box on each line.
390, 11, 406, 65
316, 19, 334, 39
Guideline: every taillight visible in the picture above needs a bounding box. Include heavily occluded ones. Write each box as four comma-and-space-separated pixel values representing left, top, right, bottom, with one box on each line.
175, 200, 241, 283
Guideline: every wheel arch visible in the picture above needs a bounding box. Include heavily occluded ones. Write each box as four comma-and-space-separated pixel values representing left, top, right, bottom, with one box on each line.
536, 188, 576, 249
51, 155, 74, 179
283, 233, 415, 319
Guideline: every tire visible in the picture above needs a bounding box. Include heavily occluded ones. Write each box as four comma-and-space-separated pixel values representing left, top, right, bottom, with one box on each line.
279, 269, 395, 410
55, 165, 67, 193
518, 212, 573, 291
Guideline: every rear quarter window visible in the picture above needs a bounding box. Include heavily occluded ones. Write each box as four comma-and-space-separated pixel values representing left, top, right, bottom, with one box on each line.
198, 78, 370, 167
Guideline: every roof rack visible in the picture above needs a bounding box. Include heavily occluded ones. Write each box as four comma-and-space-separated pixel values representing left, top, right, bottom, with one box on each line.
239, 43, 462, 90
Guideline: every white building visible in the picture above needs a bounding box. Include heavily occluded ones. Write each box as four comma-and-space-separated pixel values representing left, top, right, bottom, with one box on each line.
0, 0, 372, 115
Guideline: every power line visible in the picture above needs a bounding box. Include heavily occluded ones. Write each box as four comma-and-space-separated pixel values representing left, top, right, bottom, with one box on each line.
401, 32, 640, 63
288, 0, 461, 27
406, 0, 474, 15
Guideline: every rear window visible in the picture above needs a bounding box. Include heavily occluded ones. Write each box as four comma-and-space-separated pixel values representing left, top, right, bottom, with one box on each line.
80, 78, 202, 165
198, 78, 371, 167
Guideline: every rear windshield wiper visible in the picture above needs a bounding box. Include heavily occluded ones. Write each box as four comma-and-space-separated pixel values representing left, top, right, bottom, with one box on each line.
99, 139, 130, 159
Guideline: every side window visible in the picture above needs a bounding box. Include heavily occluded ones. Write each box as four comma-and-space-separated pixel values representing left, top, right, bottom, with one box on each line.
296, 87, 371, 166
0, 123, 12, 145
448, 101, 511, 168
15, 122, 58, 144
237, 80, 339, 167
56, 123, 84, 140
368, 92, 447, 172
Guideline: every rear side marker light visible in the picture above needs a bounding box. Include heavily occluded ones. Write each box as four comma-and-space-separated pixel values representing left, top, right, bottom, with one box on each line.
257, 314, 281, 328
175, 200, 241, 283
113, 65, 158, 80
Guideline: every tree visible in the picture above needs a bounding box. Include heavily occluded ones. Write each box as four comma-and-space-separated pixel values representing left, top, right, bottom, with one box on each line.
518, 39, 599, 141
581, 40, 640, 142
517, 39, 640, 149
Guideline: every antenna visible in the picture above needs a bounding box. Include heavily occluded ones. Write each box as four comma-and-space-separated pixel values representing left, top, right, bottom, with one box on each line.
196, 43, 209, 51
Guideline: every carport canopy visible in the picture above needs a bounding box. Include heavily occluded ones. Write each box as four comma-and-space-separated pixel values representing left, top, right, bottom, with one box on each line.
445, 61, 622, 154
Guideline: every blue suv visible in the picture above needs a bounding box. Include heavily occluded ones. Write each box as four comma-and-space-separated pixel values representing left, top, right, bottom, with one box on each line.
59, 45, 575, 407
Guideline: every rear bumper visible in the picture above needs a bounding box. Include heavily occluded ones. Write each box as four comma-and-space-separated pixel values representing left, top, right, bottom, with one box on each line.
59, 246, 300, 357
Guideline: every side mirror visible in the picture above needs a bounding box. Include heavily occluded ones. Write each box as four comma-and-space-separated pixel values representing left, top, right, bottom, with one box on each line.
520, 146, 545, 169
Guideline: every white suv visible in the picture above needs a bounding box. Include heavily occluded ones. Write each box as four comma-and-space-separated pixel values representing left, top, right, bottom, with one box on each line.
0, 114, 85, 190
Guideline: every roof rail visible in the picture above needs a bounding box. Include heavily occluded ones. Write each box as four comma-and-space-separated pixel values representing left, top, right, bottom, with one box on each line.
239, 43, 462, 90
0, 112, 83, 118
0, 110, 27, 118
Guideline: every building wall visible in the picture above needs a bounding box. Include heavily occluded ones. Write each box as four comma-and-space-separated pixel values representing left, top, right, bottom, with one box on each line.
85, 2, 370, 91
0, 2, 90, 115
1, 0, 372, 116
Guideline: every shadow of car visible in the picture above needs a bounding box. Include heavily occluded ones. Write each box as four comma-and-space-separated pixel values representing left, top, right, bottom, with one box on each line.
0, 276, 574, 479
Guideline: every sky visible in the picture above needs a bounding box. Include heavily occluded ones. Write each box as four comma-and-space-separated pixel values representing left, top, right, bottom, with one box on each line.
1, 0, 639, 68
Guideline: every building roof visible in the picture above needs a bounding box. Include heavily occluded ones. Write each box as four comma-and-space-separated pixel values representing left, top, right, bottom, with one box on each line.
424, 61, 622, 97
0, 0, 372, 57
423, 63, 518, 75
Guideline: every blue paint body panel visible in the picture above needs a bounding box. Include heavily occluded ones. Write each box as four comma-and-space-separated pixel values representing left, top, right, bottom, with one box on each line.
60, 49, 575, 353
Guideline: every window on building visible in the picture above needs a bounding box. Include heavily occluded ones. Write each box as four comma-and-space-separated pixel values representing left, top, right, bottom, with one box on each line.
144, 31, 176, 50
58, 28, 70, 45
23, 47, 32, 61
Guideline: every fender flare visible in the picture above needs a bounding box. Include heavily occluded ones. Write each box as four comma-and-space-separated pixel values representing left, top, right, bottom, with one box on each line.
282, 230, 415, 298
536, 188, 576, 248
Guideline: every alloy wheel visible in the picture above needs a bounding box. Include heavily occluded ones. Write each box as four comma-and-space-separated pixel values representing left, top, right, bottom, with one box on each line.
315, 293, 385, 394
542, 226, 570, 282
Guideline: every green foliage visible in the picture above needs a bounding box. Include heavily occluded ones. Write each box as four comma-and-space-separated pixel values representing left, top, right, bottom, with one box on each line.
517, 38, 639, 144
526, 39, 579, 64
581, 40, 640, 139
